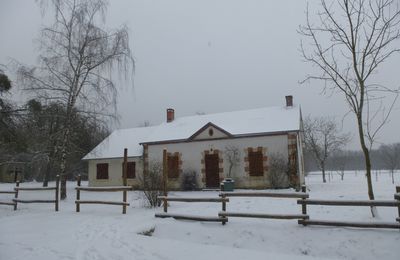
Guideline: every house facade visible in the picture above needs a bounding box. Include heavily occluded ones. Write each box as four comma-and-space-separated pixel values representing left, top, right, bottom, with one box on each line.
83, 96, 305, 189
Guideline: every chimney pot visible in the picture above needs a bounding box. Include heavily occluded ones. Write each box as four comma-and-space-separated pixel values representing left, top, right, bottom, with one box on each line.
285, 95, 293, 107
166, 108, 175, 123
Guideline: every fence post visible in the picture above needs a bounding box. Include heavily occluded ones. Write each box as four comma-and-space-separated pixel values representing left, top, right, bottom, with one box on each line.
55, 175, 60, 211
76, 175, 81, 212
122, 148, 128, 214
163, 149, 168, 213
301, 185, 307, 226
396, 186, 400, 223
14, 180, 20, 211
221, 193, 227, 225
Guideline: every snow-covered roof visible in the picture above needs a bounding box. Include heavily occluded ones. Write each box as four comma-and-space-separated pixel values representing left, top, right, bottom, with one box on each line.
141, 106, 301, 144
82, 126, 157, 160
83, 105, 301, 160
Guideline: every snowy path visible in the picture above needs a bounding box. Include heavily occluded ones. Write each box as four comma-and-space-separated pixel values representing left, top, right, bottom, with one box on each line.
1, 172, 399, 260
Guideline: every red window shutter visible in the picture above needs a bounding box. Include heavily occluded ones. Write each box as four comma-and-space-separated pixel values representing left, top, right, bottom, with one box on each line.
127, 162, 135, 178
122, 162, 136, 179
96, 163, 109, 179
167, 155, 179, 178
249, 151, 263, 176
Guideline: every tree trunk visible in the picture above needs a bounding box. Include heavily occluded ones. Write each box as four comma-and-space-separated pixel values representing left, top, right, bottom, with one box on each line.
356, 113, 376, 217
321, 164, 326, 183
59, 126, 70, 200
42, 162, 50, 187
391, 169, 394, 184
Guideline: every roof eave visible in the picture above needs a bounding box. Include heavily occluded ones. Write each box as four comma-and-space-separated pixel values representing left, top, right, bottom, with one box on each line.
140, 129, 300, 146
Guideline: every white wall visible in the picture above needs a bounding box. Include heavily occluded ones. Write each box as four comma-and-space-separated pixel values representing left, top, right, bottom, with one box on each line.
147, 134, 292, 189
87, 157, 143, 188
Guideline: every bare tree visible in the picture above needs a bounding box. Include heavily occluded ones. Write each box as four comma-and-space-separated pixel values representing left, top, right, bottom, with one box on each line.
224, 145, 240, 179
379, 143, 400, 183
268, 153, 290, 189
17, 0, 134, 199
138, 162, 163, 207
303, 116, 350, 183
332, 150, 348, 180
299, 0, 400, 215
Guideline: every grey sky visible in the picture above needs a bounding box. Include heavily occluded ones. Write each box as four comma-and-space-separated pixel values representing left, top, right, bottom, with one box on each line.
1, 0, 399, 149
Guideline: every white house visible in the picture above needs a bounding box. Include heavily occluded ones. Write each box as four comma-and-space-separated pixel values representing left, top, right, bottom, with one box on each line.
83, 96, 305, 189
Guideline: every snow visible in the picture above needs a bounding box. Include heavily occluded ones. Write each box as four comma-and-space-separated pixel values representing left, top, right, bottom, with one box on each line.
82, 106, 301, 160
82, 126, 157, 160
1, 171, 399, 260
142, 106, 301, 143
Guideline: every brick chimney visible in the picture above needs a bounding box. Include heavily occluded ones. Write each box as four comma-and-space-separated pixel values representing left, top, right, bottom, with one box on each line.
285, 95, 293, 107
166, 108, 175, 123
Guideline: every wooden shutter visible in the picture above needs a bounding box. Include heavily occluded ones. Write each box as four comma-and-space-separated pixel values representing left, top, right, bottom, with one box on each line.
127, 162, 135, 179
122, 162, 136, 179
249, 151, 264, 176
96, 163, 109, 179
167, 155, 179, 178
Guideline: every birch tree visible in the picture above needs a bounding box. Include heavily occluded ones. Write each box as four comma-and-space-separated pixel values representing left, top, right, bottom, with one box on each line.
18, 0, 134, 199
299, 0, 400, 216
303, 116, 350, 183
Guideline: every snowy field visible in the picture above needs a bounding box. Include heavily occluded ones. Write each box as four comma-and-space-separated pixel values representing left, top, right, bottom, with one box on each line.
1, 171, 399, 260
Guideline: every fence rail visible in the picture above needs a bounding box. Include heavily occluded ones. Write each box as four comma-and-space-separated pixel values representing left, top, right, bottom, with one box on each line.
297, 199, 400, 207
298, 185, 400, 229
217, 186, 309, 223
75, 175, 131, 214
0, 190, 17, 194
298, 219, 400, 229
13, 175, 60, 211
155, 195, 228, 223
0, 190, 17, 207
219, 211, 309, 220
220, 191, 309, 199
156, 185, 400, 230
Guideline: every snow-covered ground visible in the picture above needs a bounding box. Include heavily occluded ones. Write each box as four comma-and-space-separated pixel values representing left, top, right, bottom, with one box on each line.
1, 171, 399, 260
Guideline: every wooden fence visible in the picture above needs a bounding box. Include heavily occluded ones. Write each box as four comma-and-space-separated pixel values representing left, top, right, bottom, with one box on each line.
155, 195, 229, 223
218, 186, 309, 222
0, 190, 17, 208
297, 186, 400, 229
155, 185, 400, 229
75, 175, 132, 214
12, 175, 60, 211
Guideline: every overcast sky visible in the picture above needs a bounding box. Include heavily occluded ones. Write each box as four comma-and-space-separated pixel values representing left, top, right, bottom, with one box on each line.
1, 0, 399, 149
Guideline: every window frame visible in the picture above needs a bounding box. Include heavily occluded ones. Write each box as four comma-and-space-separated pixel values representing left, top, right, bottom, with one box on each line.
122, 161, 136, 179
96, 163, 109, 180
248, 150, 264, 176
167, 154, 180, 178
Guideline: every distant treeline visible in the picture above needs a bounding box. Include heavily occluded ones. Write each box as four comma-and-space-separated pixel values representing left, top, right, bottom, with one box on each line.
304, 145, 400, 172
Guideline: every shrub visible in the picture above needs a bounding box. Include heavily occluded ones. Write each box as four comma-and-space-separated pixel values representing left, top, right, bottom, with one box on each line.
268, 153, 290, 189
138, 162, 163, 207
181, 170, 198, 191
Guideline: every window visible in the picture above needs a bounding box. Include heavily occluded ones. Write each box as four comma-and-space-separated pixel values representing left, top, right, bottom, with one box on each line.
248, 151, 264, 176
168, 155, 179, 178
122, 162, 136, 179
96, 163, 109, 179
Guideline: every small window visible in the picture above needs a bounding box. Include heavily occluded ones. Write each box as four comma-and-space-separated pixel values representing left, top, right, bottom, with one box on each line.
122, 162, 136, 179
208, 128, 214, 136
168, 155, 180, 178
96, 163, 109, 179
248, 151, 264, 176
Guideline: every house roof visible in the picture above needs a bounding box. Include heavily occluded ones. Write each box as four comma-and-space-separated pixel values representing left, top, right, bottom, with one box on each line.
82, 126, 157, 160
82, 105, 301, 160
141, 105, 301, 144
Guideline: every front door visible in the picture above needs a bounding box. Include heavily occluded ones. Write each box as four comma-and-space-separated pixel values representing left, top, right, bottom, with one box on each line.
205, 154, 220, 187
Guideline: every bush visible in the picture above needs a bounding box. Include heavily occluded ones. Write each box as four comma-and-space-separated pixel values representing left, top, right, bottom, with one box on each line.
268, 153, 290, 189
181, 170, 198, 191
138, 163, 163, 207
